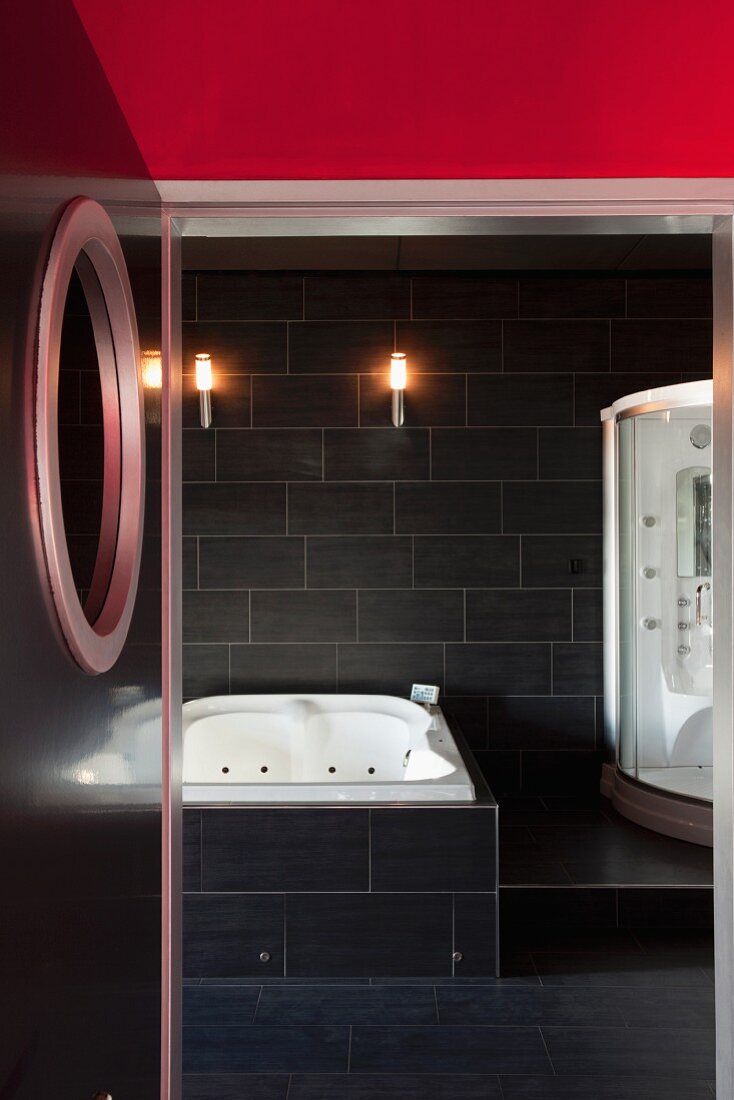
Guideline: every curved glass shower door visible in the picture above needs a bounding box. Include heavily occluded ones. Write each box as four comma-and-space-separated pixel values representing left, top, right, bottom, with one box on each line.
615, 398, 713, 803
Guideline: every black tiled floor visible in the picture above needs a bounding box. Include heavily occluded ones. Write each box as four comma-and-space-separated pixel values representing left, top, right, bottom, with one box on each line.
499, 796, 713, 886
183, 789, 716, 1096
183, 925, 716, 1094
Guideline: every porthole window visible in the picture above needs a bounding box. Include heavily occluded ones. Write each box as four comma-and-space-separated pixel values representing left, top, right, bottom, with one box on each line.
35, 197, 145, 674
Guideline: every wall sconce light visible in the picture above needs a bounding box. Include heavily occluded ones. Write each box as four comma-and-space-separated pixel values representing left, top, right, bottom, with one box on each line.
141, 349, 162, 389
195, 353, 213, 428
390, 352, 407, 427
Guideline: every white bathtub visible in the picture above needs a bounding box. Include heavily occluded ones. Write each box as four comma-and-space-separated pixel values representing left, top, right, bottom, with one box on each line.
182, 694, 476, 803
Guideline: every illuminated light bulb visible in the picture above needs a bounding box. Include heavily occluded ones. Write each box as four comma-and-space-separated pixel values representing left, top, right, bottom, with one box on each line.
390, 352, 407, 427
141, 349, 162, 389
195, 353, 213, 428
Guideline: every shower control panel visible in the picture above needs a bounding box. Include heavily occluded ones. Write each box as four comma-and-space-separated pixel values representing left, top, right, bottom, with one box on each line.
411, 684, 440, 705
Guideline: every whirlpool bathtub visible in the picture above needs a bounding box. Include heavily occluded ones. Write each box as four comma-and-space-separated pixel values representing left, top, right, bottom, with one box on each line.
183, 694, 476, 803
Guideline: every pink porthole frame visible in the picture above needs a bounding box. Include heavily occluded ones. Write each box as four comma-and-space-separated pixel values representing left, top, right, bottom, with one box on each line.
35, 197, 145, 674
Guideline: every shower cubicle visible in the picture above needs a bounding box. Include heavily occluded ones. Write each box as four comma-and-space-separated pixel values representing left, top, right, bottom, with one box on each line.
601, 380, 713, 845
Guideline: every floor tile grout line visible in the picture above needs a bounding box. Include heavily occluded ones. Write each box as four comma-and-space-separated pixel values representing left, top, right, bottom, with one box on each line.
250, 984, 264, 1024
538, 1024, 557, 1074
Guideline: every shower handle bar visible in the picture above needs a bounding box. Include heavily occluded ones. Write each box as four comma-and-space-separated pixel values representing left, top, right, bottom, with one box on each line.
695, 581, 712, 627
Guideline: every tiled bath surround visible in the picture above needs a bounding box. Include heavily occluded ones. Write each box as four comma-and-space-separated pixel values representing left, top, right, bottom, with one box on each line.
183, 746, 499, 980
181, 270, 712, 796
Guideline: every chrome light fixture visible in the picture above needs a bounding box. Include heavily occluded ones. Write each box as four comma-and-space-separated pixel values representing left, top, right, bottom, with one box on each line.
195, 352, 213, 428
390, 352, 407, 427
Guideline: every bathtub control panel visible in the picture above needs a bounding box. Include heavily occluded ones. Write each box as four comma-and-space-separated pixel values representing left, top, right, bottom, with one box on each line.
410, 683, 440, 705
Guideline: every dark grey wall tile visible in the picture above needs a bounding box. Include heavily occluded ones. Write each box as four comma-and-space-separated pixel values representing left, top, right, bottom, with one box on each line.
358, 590, 464, 642
553, 643, 603, 695
469, 374, 573, 426
500, 886, 617, 929
59, 426, 103, 479
305, 274, 410, 320
289, 321, 393, 374
519, 277, 625, 318
183, 484, 286, 536
58, 371, 80, 424
618, 887, 713, 929
446, 644, 552, 695
183, 430, 216, 482
488, 697, 596, 750
396, 483, 501, 534
183, 810, 201, 892
80, 370, 103, 423
183, 591, 250, 643
183, 374, 250, 429
201, 809, 369, 892
573, 371, 684, 425
396, 320, 501, 373
183, 894, 284, 978
324, 429, 429, 481
466, 590, 571, 642
443, 696, 489, 749
197, 273, 303, 320
181, 272, 197, 321
216, 429, 323, 481
412, 275, 517, 319
503, 482, 602, 534
523, 749, 604, 794
360, 373, 466, 427
474, 750, 522, 795
199, 537, 304, 589
626, 277, 712, 319
230, 644, 337, 693
573, 589, 603, 642
287, 894, 453, 977
414, 536, 520, 588
253, 375, 358, 428
307, 536, 413, 589
521, 535, 602, 588
504, 321, 609, 373
337, 643, 444, 695
432, 428, 537, 480
371, 809, 496, 891
251, 590, 356, 643
183, 537, 198, 589
182, 321, 287, 374
611, 320, 712, 373
182, 645, 229, 698
454, 894, 499, 976
539, 427, 602, 480
289, 483, 394, 535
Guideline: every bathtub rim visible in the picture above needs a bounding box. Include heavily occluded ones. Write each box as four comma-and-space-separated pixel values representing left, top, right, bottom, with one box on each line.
182, 703, 497, 811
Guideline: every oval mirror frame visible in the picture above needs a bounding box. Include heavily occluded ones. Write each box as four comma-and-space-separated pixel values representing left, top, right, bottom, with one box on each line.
35, 197, 146, 674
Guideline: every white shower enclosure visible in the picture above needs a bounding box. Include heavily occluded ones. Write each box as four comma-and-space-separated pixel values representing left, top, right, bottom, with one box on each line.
601, 379, 713, 845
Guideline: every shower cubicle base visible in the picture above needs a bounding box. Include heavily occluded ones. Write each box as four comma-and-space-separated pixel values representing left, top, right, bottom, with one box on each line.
601, 763, 712, 848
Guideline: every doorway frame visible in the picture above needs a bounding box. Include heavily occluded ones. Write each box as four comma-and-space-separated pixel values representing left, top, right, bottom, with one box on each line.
159, 178, 734, 1098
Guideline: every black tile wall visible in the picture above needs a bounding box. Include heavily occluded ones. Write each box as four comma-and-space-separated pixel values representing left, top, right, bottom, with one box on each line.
182, 270, 711, 795
199, 537, 304, 589
287, 893, 454, 978
503, 320, 609, 373
370, 808, 497, 891
201, 810, 369, 892
183, 894, 285, 977
253, 375, 358, 427
304, 273, 410, 320
217, 429, 323, 481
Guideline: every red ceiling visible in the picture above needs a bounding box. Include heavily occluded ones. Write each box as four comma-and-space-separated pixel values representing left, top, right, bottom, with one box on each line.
71, 0, 734, 181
